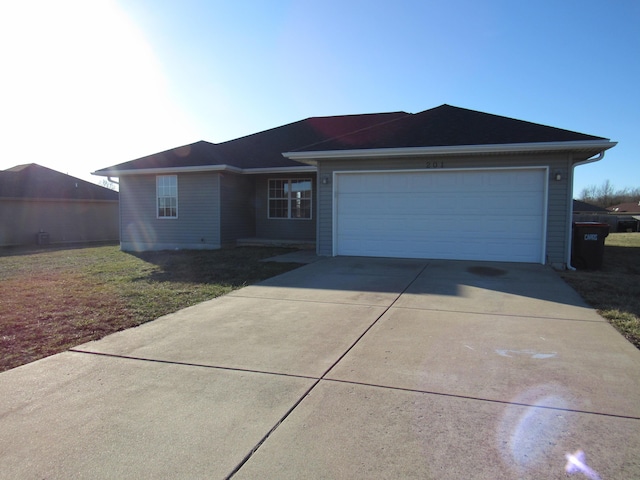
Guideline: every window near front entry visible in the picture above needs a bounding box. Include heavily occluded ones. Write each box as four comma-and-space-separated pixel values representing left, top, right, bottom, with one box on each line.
157, 175, 178, 218
268, 178, 312, 219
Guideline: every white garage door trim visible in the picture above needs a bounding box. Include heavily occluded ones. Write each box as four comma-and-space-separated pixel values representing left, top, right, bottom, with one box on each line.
332, 166, 548, 263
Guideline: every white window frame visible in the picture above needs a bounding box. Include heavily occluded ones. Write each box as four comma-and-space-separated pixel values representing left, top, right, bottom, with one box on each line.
156, 175, 178, 219
268, 178, 312, 220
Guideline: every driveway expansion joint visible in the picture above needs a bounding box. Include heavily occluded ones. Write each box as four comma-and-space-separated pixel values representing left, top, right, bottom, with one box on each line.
67, 349, 319, 381
225, 261, 431, 479
227, 292, 395, 308
321, 378, 640, 421
390, 305, 608, 323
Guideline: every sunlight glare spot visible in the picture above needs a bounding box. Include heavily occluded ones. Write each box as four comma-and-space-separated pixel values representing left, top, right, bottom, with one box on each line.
0, 0, 194, 177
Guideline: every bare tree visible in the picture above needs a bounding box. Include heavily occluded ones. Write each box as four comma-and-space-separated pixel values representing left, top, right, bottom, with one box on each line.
597, 179, 615, 206
579, 185, 598, 203
579, 179, 640, 207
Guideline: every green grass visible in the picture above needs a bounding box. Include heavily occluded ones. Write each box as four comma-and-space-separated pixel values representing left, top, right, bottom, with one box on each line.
0, 245, 302, 372
560, 233, 640, 349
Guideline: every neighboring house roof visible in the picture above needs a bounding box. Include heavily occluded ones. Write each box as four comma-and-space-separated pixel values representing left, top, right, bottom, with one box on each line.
573, 200, 609, 213
608, 201, 640, 214
0, 164, 118, 201
93, 105, 615, 176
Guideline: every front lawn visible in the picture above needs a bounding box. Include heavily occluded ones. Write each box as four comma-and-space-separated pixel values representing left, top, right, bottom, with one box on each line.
3, 235, 638, 373
560, 233, 640, 350
0, 245, 302, 372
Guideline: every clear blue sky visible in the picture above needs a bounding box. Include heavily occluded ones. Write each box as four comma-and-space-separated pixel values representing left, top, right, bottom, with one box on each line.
1, 0, 638, 196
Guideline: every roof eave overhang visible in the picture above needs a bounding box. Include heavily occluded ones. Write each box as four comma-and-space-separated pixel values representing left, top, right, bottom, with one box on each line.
282, 140, 617, 165
240, 166, 316, 174
92, 164, 317, 177
91, 164, 242, 177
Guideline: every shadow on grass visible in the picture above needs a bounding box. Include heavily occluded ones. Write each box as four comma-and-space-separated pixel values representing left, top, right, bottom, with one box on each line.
602, 245, 640, 275
127, 247, 301, 286
561, 241, 640, 349
0, 241, 119, 258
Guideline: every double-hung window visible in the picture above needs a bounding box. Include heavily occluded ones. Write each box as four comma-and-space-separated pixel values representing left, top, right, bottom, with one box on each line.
268, 179, 312, 219
157, 175, 178, 218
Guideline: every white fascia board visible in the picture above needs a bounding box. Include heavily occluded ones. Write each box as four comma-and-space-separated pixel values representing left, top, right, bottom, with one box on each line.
283, 140, 617, 162
241, 166, 317, 174
91, 164, 317, 177
91, 164, 243, 177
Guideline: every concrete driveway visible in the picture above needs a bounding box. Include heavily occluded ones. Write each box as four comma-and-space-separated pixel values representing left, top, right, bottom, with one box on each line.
1, 257, 639, 479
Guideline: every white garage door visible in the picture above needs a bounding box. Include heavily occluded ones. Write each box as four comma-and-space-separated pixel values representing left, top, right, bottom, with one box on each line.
334, 168, 547, 263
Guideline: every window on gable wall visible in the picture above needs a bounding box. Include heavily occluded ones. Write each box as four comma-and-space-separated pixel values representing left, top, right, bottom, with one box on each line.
157, 175, 178, 218
268, 178, 312, 219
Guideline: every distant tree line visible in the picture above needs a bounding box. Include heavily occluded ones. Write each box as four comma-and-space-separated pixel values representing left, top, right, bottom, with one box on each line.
578, 179, 640, 208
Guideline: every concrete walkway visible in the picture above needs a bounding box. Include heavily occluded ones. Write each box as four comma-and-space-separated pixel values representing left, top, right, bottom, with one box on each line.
1, 258, 639, 479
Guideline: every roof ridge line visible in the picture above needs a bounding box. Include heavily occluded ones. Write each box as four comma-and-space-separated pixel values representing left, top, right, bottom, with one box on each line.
292, 111, 412, 152
215, 111, 407, 147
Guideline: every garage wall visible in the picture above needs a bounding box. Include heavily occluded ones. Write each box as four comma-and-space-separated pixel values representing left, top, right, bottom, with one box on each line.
316, 153, 572, 265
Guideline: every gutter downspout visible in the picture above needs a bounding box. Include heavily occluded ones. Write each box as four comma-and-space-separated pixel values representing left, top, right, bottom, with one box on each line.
566, 151, 606, 270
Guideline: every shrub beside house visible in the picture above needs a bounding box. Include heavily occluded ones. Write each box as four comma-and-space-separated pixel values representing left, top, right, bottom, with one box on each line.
0, 164, 119, 247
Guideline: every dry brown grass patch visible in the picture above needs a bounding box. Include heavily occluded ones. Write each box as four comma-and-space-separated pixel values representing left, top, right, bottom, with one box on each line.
560, 233, 640, 349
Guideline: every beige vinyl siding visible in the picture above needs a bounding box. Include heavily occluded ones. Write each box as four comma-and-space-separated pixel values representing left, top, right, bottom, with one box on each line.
120, 173, 220, 251
220, 173, 256, 245
0, 198, 119, 247
254, 174, 316, 241
317, 153, 572, 265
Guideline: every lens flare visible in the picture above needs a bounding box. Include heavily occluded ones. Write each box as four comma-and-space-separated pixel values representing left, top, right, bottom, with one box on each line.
497, 385, 571, 475
565, 450, 602, 480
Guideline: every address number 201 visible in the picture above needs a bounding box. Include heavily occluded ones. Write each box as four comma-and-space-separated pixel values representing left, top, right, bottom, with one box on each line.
426, 161, 444, 168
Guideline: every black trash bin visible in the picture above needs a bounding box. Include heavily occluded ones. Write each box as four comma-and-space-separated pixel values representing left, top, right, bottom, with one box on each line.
571, 222, 609, 270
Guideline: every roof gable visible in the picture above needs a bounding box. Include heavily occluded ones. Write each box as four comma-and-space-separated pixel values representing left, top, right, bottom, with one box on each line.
0, 164, 118, 201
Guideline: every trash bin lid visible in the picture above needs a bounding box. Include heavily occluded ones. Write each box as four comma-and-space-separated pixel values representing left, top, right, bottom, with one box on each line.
572, 222, 610, 227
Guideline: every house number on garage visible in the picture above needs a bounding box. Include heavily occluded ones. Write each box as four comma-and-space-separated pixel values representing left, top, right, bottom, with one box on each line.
425, 161, 444, 168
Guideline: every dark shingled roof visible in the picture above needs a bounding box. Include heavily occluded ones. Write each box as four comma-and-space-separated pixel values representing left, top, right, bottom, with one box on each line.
215, 112, 408, 169
295, 105, 607, 152
608, 201, 640, 214
0, 164, 118, 201
94, 105, 608, 174
93, 141, 227, 173
94, 112, 407, 174
573, 200, 609, 213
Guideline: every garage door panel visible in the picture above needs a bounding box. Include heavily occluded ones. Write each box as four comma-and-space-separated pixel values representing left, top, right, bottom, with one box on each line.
335, 169, 546, 263
340, 189, 542, 215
